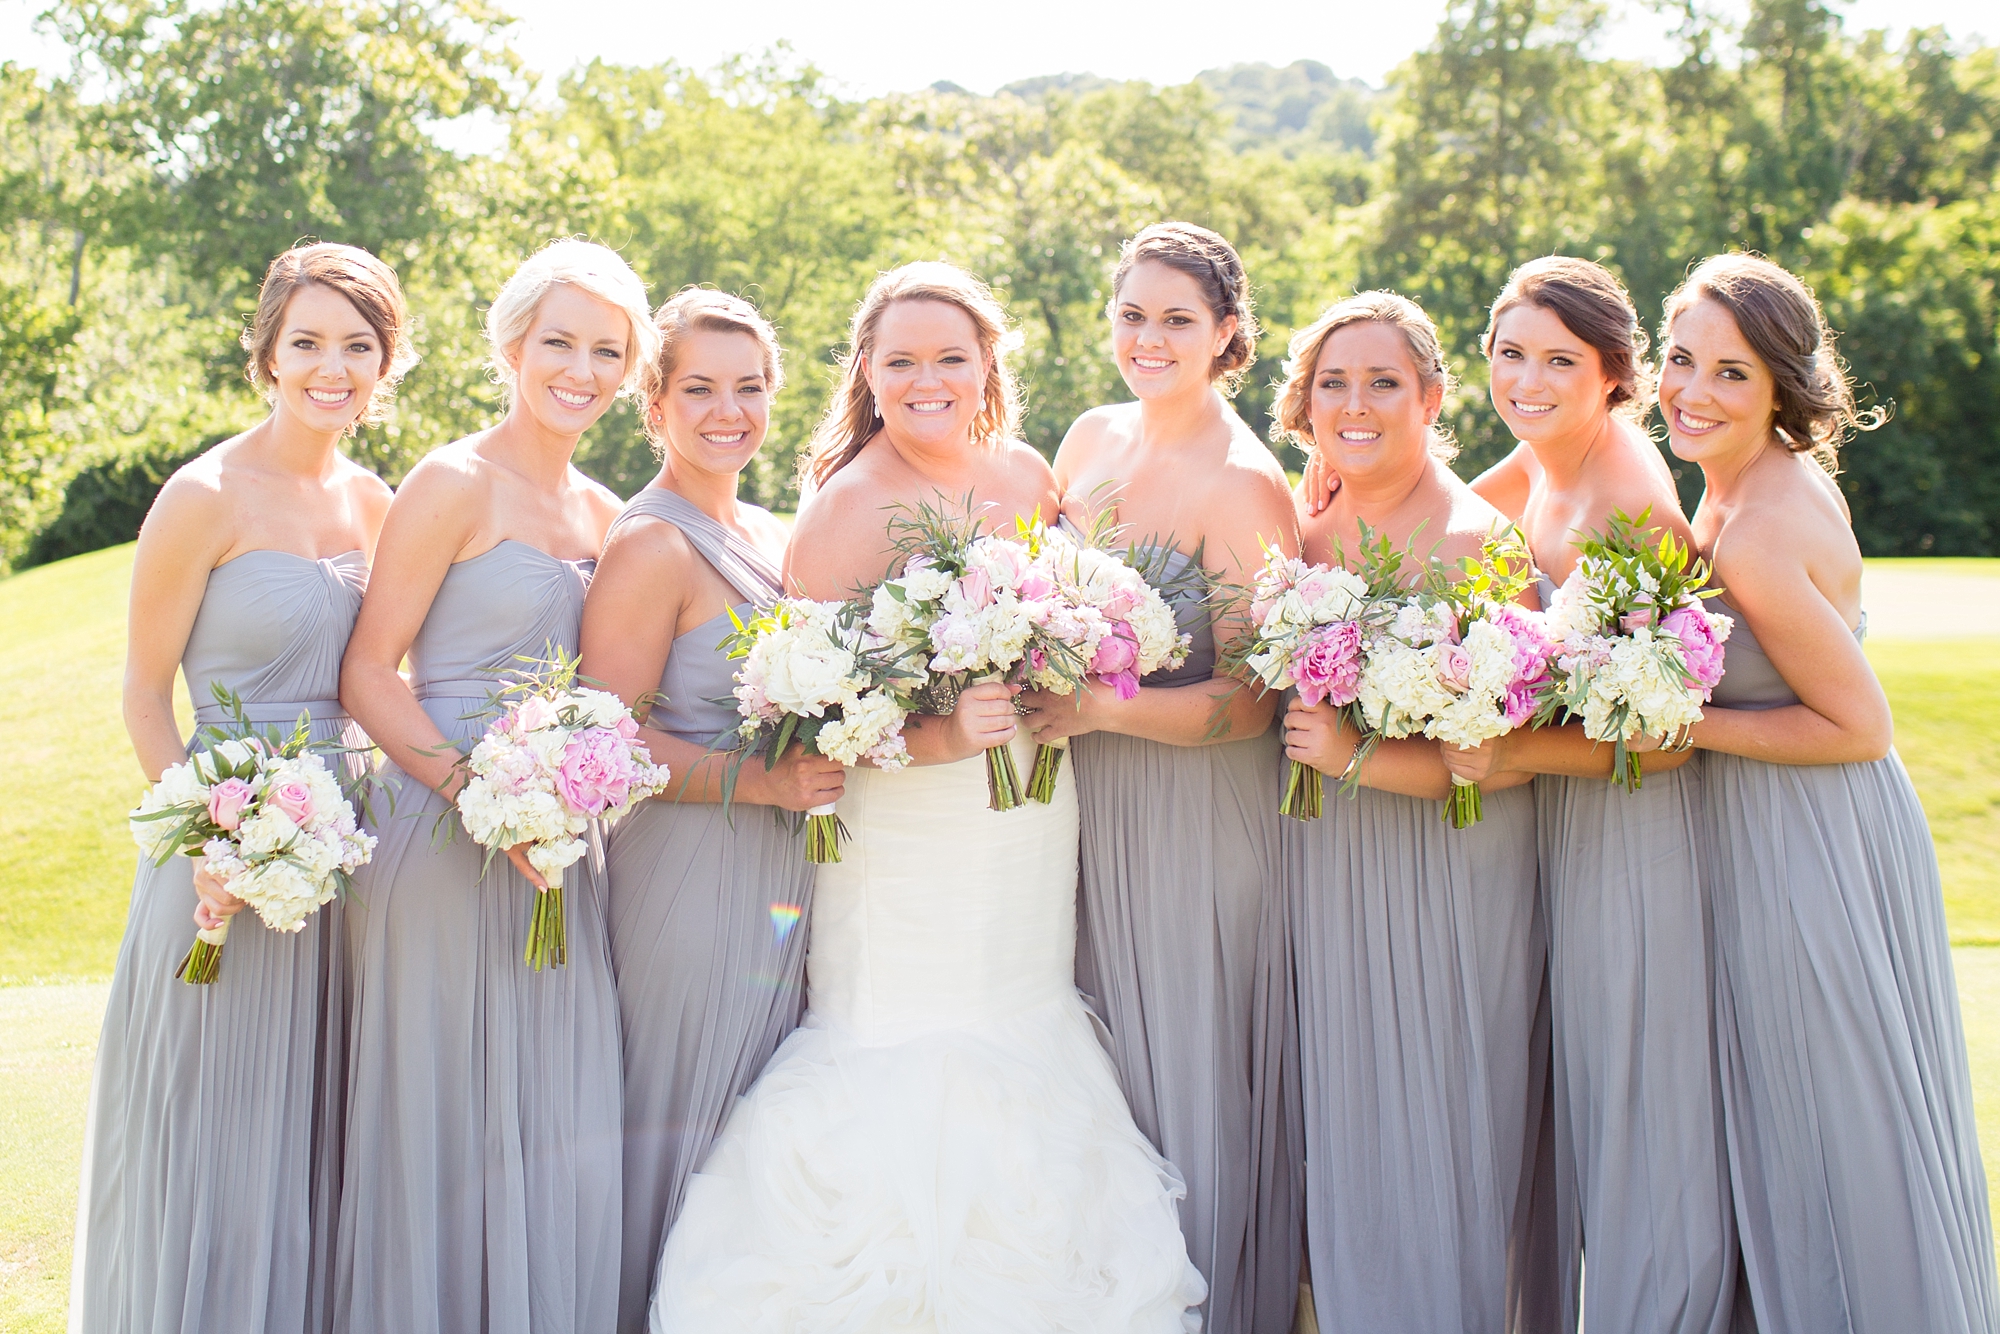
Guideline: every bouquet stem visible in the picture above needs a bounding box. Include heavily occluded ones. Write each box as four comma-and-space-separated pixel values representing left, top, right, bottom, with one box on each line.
804, 803, 842, 864
1620, 748, 1644, 793
1444, 774, 1484, 829
174, 921, 229, 985
525, 883, 567, 970
1280, 759, 1324, 821
1028, 740, 1067, 804
986, 743, 1025, 813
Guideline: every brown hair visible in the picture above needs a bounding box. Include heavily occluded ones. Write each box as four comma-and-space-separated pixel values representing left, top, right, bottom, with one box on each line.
1111, 221, 1260, 393
639, 287, 784, 456
1272, 290, 1458, 461
1663, 253, 1882, 470
1483, 256, 1652, 418
241, 243, 417, 429
801, 261, 1022, 490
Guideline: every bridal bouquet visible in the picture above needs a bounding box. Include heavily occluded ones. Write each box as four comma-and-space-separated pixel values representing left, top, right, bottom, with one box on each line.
726, 596, 926, 862
129, 684, 375, 984
1358, 535, 1551, 828
452, 653, 671, 969
1015, 522, 1192, 803
1534, 509, 1731, 791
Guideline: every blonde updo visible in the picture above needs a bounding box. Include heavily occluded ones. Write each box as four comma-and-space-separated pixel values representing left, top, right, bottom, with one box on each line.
485, 238, 660, 403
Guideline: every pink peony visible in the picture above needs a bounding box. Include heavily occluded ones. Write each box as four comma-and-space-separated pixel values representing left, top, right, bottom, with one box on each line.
554, 727, 635, 817
1090, 625, 1141, 699
1502, 680, 1540, 727
1437, 643, 1474, 694
1293, 621, 1365, 708
267, 779, 316, 826
206, 777, 255, 831
1661, 605, 1728, 693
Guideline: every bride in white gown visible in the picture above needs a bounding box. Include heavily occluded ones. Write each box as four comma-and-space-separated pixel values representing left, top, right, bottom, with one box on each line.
650, 262, 1206, 1332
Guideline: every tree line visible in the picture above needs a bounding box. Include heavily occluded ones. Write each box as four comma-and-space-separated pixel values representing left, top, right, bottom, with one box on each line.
1, 0, 1996, 569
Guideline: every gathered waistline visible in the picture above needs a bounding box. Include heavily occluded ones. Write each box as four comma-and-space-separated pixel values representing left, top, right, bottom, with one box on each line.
414, 678, 506, 703
193, 697, 346, 726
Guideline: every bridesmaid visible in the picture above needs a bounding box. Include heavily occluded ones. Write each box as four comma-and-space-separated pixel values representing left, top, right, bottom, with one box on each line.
1423, 258, 1740, 1333
334, 239, 659, 1334
1275, 291, 1545, 1334
73, 242, 407, 1334
580, 288, 844, 1333
1667, 253, 1998, 1331
1020, 221, 1302, 1334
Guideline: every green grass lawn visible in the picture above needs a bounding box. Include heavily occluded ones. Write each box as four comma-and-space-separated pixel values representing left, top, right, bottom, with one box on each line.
1, 544, 1998, 1327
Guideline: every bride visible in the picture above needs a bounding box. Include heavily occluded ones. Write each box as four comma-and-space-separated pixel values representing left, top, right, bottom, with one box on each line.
648, 261, 1206, 1332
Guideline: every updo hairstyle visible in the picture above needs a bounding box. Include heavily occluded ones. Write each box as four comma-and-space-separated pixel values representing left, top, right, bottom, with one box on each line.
485, 238, 660, 403
1272, 289, 1458, 461
1483, 256, 1652, 418
1110, 221, 1260, 393
241, 242, 418, 429
639, 287, 785, 457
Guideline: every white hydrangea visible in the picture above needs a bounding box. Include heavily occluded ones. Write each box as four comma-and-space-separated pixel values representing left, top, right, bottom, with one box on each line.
816, 690, 909, 769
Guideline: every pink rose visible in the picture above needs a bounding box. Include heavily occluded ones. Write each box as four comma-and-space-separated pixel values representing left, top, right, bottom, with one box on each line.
1292, 621, 1365, 708
957, 567, 994, 610
1017, 569, 1055, 603
1249, 596, 1276, 627
1620, 593, 1657, 634
515, 695, 559, 735
616, 716, 640, 740
206, 777, 255, 831
1090, 625, 1141, 700
1661, 605, 1728, 693
554, 727, 634, 817
1104, 587, 1139, 621
268, 779, 315, 825
1437, 643, 1474, 694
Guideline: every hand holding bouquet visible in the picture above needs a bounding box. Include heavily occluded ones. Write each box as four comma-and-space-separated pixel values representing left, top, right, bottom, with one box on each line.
1535, 508, 1731, 791
129, 684, 376, 984
726, 596, 925, 862
452, 653, 671, 969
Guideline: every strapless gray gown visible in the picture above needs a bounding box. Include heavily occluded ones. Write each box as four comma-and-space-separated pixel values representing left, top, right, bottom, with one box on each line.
1705, 600, 1997, 1332
335, 541, 622, 1334
73, 550, 365, 1334
1287, 774, 1549, 1333
600, 490, 814, 1334
1535, 585, 1742, 1333
1070, 545, 1301, 1334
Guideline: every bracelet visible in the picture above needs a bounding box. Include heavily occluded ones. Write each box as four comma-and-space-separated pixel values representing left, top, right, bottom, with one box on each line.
1336, 743, 1366, 784
1666, 723, 1697, 754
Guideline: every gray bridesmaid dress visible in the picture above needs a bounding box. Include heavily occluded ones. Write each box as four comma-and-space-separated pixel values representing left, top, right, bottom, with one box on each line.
335, 541, 622, 1334
1070, 544, 1301, 1334
73, 550, 365, 1334
1286, 778, 1549, 1334
1535, 585, 1742, 1333
600, 490, 813, 1334
1705, 600, 1998, 1332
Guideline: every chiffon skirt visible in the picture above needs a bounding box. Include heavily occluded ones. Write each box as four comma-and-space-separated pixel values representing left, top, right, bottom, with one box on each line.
1539, 765, 1743, 1334
1287, 781, 1550, 1334
72, 854, 349, 1334
1706, 748, 1999, 1333
335, 766, 623, 1334
1071, 729, 1301, 1334
606, 801, 813, 1333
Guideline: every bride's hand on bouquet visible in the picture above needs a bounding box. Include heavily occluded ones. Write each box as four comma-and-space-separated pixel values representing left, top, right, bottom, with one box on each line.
1020, 685, 1104, 745
1283, 697, 1357, 776
745, 744, 847, 812
190, 858, 246, 931
945, 680, 1019, 762
504, 843, 549, 891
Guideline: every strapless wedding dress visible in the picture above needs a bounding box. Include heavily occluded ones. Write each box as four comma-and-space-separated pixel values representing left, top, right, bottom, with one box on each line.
650, 732, 1206, 1332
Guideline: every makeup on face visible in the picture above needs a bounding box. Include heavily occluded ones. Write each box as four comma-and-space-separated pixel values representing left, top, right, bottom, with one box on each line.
654, 329, 771, 474
512, 282, 633, 437
1308, 321, 1435, 474
1487, 303, 1615, 443
269, 283, 384, 431
1659, 297, 1776, 462
1111, 260, 1229, 400
867, 299, 989, 446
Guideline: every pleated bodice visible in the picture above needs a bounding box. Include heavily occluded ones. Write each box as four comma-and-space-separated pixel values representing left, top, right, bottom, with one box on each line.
183, 549, 365, 728
407, 540, 592, 744
1711, 594, 1865, 710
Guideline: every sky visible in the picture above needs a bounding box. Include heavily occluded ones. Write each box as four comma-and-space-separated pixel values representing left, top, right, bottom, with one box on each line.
1, 0, 1993, 97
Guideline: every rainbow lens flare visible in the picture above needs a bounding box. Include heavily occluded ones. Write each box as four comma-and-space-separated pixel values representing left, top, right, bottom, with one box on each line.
768, 902, 803, 943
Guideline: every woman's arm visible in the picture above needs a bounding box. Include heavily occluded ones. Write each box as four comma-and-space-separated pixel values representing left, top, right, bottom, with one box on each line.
1283, 697, 1533, 800
124, 471, 234, 781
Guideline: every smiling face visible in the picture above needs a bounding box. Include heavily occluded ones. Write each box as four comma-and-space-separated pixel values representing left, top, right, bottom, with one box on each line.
265, 283, 385, 435
506, 282, 633, 439
1111, 259, 1234, 401
1659, 296, 1779, 466
1307, 320, 1442, 479
650, 328, 771, 478
1487, 302, 1618, 445
863, 298, 990, 451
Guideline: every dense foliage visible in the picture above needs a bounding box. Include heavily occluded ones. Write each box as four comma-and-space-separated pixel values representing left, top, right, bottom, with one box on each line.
2, 0, 1996, 566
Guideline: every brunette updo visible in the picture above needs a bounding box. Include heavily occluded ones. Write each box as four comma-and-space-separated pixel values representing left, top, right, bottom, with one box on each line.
1272, 290, 1458, 461
1483, 256, 1652, 418
639, 287, 784, 457
1663, 253, 1883, 469
241, 242, 417, 429
1110, 221, 1260, 393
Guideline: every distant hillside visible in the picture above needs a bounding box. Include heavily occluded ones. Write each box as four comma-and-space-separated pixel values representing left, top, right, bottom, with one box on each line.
994, 60, 1381, 156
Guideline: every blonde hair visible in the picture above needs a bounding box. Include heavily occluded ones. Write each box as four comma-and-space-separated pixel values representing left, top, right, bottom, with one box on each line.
1272, 290, 1458, 461
241, 242, 417, 431
639, 288, 785, 456
1111, 221, 1260, 393
485, 238, 659, 402
802, 261, 1022, 488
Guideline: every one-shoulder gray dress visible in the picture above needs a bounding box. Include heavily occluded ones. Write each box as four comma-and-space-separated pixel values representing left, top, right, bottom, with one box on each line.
601, 490, 814, 1334
1070, 544, 1301, 1334
1535, 589, 1742, 1333
1705, 599, 1998, 1332
73, 550, 365, 1334
335, 540, 622, 1334
1287, 770, 1548, 1333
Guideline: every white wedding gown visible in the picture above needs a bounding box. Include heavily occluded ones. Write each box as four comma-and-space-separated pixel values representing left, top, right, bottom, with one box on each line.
650, 733, 1207, 1332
